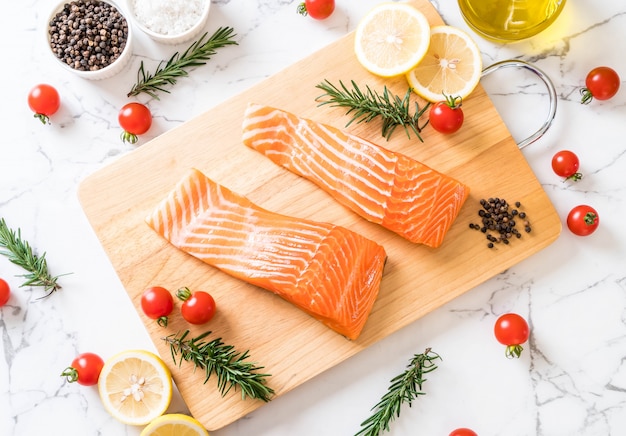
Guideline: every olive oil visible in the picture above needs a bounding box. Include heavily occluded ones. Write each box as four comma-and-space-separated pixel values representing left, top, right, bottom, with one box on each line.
458, 0, 566, 42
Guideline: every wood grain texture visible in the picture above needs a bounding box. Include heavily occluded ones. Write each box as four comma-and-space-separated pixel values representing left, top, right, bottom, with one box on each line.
78, 0, 561, 430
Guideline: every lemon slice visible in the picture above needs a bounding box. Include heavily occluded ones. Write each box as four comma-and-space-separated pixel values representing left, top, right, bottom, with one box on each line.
98, 350, 173, 426
406, 25, 483, 102
354, 3, 431, 77
140, 413, 209, 436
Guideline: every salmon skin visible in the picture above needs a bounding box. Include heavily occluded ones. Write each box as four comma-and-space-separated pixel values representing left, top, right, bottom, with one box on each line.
145, 168, 387, 340
242, 104, 470, 248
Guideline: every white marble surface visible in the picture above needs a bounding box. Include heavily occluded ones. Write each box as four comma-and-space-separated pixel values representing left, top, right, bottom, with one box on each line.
2, 0, 626, 435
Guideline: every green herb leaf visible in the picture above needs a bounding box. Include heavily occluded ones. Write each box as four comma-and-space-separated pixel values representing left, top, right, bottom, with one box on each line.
0, 217, 69, 297
315, 79, 430, 142
355, 348, 441, 436
127, 27, 238, 99
164, 330, 274, 402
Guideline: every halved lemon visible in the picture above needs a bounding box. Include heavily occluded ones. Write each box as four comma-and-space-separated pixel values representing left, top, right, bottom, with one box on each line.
98, 350, 173, 426
406, 25, 483, 102
140, 413, 209, 436
354, 3, 431, 77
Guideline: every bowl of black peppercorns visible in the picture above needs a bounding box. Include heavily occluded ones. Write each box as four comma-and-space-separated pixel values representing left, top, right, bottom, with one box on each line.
47, 0, 134, 80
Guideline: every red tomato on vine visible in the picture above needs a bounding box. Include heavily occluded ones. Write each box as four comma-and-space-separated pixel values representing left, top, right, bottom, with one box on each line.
118, 102, 152, 144
429, 95, 464, 134
296, 0, 335, 20
176, 287, 216, 325
0, 278, 10, 307
494, 313, 529, 359
61, 352, 105, 386
141, 286, 174, 327
567, 205, 599, 236
28, 84, 61, 124
449, 428, 478, 436
551, 150, 582, 181
580, 66, 620, 104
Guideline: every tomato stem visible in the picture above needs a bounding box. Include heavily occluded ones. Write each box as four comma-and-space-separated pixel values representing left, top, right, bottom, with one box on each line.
443, 93, 462, 109
580, 88, 593, 105
296, 2, 308, 16
33, 113, 51, 124
564, 172, 583, 182
505, 344, 524, 359
157, 316, 169, 327
60, 366, 79, 383
176, 286, 192, 301
120, 131, 139, 144
584, 212, 598, 226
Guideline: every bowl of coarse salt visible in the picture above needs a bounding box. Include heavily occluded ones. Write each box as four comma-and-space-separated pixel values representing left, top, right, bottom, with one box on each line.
127, 0, 211, 45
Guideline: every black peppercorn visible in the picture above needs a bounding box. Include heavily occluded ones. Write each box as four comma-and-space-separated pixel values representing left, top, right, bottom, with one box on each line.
48, 0, 128, 72
469, 197, 533, 249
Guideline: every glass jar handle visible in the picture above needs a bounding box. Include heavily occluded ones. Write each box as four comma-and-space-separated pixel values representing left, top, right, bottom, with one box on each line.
480, 60, 557, 149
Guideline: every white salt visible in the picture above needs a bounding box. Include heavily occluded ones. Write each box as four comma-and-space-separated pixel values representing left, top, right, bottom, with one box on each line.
131, 0, 207, 36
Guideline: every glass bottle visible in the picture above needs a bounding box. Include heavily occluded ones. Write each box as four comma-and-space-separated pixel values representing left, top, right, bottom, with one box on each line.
458, 0, 566, 42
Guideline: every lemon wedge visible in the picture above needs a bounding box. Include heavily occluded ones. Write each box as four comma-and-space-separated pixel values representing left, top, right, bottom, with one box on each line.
406, 25, 483, 102
354, 3, 431, 77
140, 413, 209, 436
98, 350, 173, 426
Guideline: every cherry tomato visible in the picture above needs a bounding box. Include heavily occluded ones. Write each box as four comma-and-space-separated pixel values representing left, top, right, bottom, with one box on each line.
551, 150, 582, 181
118, 102, 152, 144
61, 352, 104, 386
449, 429, 478, 436
28, 84, 61, 124
141, 286, 174, 327
494, 313, 529, 359
581, 66, 620, 104
567, 205, 599, 236
177, 287, 216, 325
296, 0, 335, 20
429, 95, 464, 134
0, 278, 11, 307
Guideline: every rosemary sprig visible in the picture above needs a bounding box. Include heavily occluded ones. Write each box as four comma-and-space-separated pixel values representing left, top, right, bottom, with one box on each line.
127, 27, 238, 99
164, 330, 274, 402
355, 348, 441, 436
315, 79, 430, 142
0, 218, 68, 297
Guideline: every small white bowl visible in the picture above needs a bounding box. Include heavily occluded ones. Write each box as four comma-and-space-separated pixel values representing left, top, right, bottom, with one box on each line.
46, 0, 134, 80
126, 0, 211, 45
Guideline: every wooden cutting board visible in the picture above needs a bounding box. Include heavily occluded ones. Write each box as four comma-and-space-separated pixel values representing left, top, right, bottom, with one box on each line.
78, 0, 561, 430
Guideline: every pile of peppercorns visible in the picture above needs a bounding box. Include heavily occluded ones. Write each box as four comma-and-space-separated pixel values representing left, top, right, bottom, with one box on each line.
48, 0, 129, 72
469, 197, 532, 248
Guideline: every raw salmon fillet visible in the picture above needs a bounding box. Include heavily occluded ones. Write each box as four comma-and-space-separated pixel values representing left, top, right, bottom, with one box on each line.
242, 104, 470, 248
145, 168, 387, 340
